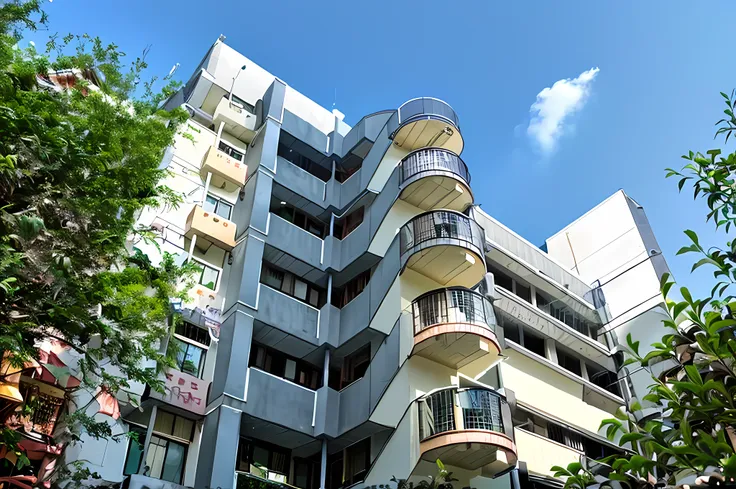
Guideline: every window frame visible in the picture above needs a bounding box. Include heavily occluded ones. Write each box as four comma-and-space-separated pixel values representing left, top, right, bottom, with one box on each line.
218, 140, 245, 161
203, 193, 234, 221
193, 258, 222, 292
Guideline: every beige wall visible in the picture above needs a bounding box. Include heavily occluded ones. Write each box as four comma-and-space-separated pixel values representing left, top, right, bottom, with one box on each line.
501, 349, 613, 434
367, 143, 408, 193
368, 199, 421, 257
365, 404, 420, 486
514, 428, 581, 477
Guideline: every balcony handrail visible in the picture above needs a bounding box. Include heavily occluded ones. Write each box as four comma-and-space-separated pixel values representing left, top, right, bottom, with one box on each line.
411, 287, 494, 335
270, 212, 325, 243
258, 283, 321, 313
418, 387, 505, 441
400, 147, 470, 185
398, 97, 460, 129
399, 210, 484, 257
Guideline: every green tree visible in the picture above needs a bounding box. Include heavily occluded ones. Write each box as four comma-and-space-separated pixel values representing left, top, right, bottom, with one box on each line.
552, 92, 736, 488
0, 0, 198, 484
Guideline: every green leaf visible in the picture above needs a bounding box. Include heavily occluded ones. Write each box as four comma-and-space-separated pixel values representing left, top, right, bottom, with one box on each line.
684, 229, 700, 248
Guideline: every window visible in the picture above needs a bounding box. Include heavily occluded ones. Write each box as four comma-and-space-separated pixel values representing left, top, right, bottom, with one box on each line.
557, 348, 582, 376
259, 262, 325, 308
145, 435, 187, 483
175, 321, 211, 347
170, 338, 206, 378
230, 94, 255, 113
198, 262, 220, 290
587, 363, 621, 397
333, 207, 364, 240
522, 329, 546, 358
513, 407, 621, 459
124, 427, 146, 476
293, 457, 320, 489
237, 438, 290, 479
218, 140, 244, 161
250, 343, 322, 390
123, 412, 194, 483
502, 320, 520, 344
488, 265, 513, 292
332, 269, 372, 308
271, 199, 326, 238
344, 438, 370, 486
515, 282, 532, 303
340, 344, 370, 389
203, 194, 233, 220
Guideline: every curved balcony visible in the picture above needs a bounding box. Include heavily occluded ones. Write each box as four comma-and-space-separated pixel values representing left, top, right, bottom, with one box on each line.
393, 98, 463, 154
411, 288, 500, 369
399, 148, 473, 212
399, 210, 485, 287
418, 388, 517, 474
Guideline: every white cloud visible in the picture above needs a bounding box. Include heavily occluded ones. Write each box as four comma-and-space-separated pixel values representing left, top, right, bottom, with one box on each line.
527, 67, 600, 154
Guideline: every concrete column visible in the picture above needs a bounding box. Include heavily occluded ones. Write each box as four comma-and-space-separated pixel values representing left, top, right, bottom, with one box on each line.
194, 405, 242, 489
210, 312, 254, 402
137, 405, 157, 475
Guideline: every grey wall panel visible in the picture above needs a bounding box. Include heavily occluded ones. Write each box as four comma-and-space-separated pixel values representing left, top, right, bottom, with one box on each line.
235, 235, 265, 308
245, 368, 315, 435
369, 319, 400, 410
338, 376, 370, 434
263, 79, 286, 123
319, 304, 340, 347
338, 289, 371, 345
256, 284, 319, 343
368, 239, 401, 318
195, 405, 242, 489
233, 176, 257, 239
267, 213, 325, 269
258, 119, 282, 174
276, 156, 326, 206
211, 312, 253, 401
314, 386, 339, 437
282, 110, 329, 155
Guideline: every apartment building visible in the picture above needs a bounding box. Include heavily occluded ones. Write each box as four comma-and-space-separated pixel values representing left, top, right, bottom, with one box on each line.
64, 38, 670, 489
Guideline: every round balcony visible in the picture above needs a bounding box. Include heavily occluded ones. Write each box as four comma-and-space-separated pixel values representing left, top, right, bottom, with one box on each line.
399, 148, 473, 212
393, 98, 463, 154
399, 210, 486, 287
418, 387, 517, 474
411, 288, 500, 369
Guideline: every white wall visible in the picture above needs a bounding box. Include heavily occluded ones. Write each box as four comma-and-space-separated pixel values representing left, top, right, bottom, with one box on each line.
545, 190, 671, 401
207, 42, 344, 136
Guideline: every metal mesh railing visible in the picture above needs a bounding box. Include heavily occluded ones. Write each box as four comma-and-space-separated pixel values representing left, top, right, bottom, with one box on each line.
400, 148, 470, 185
418, 388, 505, 440
460, 389, 503, 432
399, 211, 484, 257
412, 288, 495, 335
398, 98, 460, 128
419, 389, 455, 439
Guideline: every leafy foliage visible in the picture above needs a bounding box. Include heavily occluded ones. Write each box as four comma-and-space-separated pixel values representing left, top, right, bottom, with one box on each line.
0, 0, 198, 484
552, 93, 736, 488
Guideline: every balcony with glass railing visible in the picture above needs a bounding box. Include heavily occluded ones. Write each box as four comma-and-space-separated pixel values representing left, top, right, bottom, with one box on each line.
393, 98, 463, 154
201, 145, 248, 191
411, 288, 500, 369
418, 387, 517, 475
400, 210, 486, 287
399, 148, 472, 212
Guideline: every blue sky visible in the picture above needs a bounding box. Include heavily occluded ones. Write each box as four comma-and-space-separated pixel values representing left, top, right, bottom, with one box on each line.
27, 1, 736, 299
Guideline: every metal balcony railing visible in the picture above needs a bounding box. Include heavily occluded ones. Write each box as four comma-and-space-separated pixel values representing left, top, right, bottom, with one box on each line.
411, 288, 495, 335
400, 210, 484, 258
400, 148, 470, 186
398, 97, 460, 129
419, 387, 505, 440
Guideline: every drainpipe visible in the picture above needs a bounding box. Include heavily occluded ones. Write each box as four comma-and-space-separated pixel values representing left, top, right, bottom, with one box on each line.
326, 275, 333, 309
202, 171, 213, 204
320, 439, 328, 489
138, 405, 158, 475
